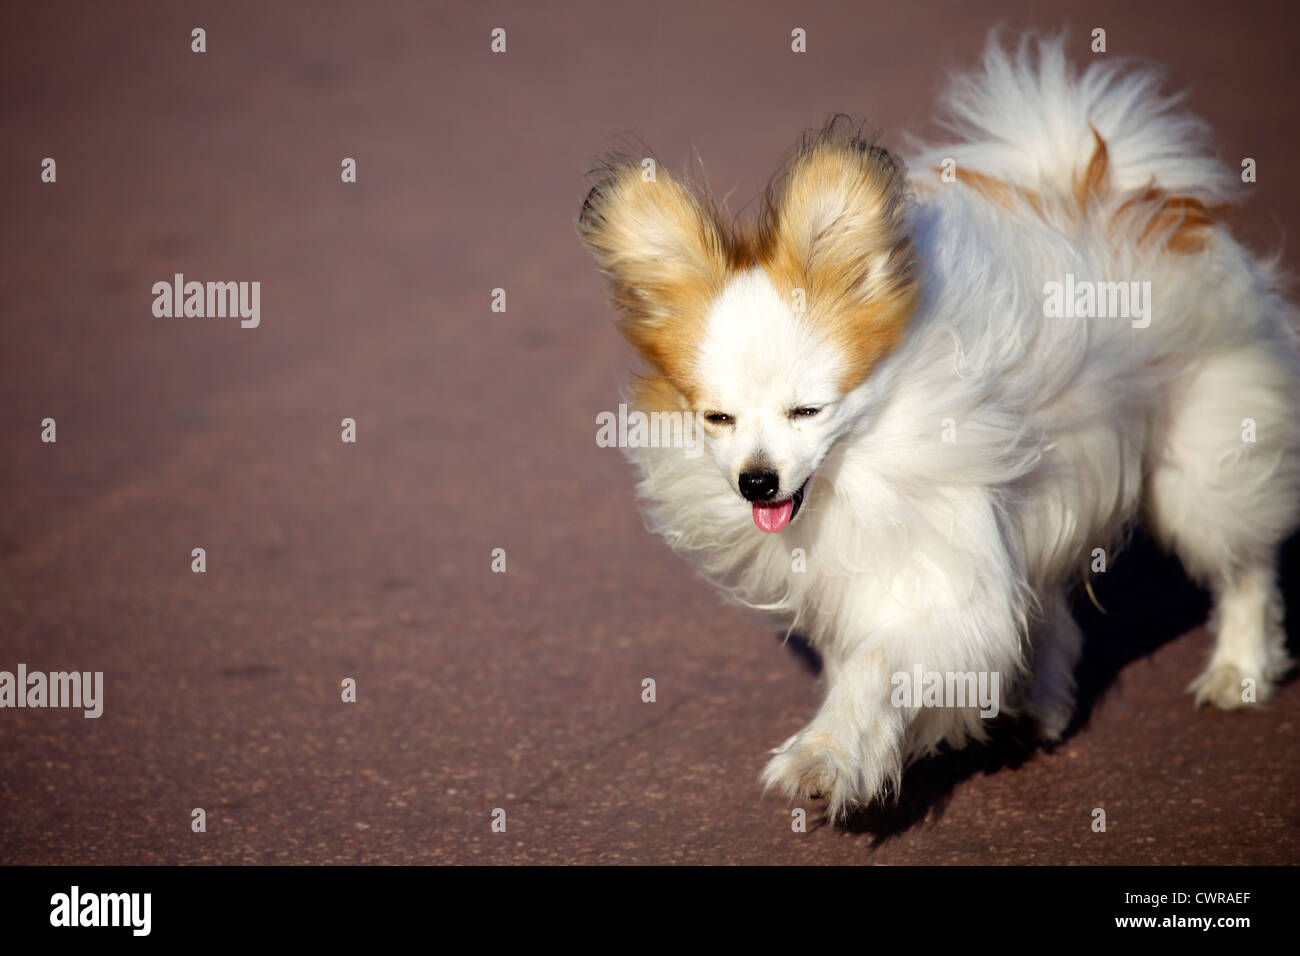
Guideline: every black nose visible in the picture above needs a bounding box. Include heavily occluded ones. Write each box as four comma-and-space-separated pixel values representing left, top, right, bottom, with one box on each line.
739, 470, 780, 502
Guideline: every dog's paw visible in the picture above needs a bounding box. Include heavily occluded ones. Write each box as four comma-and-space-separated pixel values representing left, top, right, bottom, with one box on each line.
1189, 661, 1272, 710
1026, 692, 1074, 741
761, 731, 840, 801
760, 726, 897, 821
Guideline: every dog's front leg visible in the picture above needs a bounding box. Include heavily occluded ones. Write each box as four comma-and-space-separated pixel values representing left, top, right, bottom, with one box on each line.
761, 646, 911, 821
761, 489, 1027, 819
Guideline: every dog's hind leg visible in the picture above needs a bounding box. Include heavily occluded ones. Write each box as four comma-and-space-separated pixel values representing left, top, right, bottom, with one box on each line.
1189, 566, 1288, 708
1144, 345, 1300, 708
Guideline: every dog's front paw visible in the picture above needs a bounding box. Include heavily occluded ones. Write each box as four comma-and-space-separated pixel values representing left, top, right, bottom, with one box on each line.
760, 726, 898, 821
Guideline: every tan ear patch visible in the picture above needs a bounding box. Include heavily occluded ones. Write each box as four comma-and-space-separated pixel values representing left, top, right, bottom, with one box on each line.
631, 374, 689, 414
756, 122, 921, 392
577, 161, 732, 398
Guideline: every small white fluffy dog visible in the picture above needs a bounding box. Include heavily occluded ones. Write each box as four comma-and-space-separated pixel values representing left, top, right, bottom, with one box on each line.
577, 34, 1300, 819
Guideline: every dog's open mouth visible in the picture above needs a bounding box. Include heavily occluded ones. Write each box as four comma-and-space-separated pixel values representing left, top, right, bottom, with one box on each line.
751, 481, 808, 533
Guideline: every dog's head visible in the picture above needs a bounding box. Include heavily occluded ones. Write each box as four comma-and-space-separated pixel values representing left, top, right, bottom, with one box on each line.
578, 118, 920, 532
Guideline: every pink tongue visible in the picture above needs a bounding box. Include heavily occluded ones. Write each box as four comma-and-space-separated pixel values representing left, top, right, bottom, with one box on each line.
752, 499, 794, 533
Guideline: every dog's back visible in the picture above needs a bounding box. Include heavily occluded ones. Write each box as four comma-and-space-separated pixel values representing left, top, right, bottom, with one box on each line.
904, 35, 1300, 604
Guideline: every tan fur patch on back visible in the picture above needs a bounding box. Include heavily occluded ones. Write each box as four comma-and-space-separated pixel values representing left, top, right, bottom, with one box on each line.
1114, 186, 1218, 254
1075, 125, 1110, 208
944, 125, 1220, 254
952, 165, 1043, 212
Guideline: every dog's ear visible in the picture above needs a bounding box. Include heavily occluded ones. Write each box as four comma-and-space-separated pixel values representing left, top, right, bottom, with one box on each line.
577, 159, 729, 390
760, 119, 920, 390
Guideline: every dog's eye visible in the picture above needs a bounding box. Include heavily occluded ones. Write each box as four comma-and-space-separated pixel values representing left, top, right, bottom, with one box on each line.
790, 406, 822, 419
703, 412, 735, 426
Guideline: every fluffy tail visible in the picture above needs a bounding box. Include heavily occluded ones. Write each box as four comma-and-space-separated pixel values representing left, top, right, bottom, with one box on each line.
911, 32, 1237, 215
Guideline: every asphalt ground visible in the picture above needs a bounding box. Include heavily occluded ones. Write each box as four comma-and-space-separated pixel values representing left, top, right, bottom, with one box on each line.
1, 0, 1297, 864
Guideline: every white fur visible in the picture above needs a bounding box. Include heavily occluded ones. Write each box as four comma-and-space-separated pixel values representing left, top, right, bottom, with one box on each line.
694, 269, 846, 499
623, 34, 1300, 819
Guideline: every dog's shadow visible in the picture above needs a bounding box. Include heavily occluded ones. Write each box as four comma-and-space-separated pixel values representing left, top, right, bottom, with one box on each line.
778, 528, 1300, 844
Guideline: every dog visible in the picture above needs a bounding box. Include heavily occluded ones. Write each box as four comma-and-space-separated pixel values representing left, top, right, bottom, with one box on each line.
576, 33, 1300, 820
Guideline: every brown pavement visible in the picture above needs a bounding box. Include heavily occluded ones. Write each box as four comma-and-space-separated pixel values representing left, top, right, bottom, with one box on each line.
1, 0, 1298, 865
